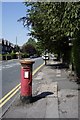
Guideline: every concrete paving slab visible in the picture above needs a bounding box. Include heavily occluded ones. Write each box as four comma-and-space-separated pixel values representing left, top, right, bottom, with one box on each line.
37, 82, 58, 98
58, 89, 78, 118
25, 98, 46, 118
45, 98, 59, 118
34, 72, 44, 80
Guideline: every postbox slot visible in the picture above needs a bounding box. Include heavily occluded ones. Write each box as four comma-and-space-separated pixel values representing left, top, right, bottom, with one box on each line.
23, 67, 30, 69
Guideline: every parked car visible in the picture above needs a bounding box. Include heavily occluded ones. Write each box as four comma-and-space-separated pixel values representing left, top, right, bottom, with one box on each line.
42, 55, 49, 60
30, 55, 38, 59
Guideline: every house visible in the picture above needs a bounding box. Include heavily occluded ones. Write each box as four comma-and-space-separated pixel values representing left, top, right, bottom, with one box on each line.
0, 38, 15, 54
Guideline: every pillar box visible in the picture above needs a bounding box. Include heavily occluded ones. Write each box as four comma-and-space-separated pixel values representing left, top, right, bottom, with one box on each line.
20, 59, 35, 103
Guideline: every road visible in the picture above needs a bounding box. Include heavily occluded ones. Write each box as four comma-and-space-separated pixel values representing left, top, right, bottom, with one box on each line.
0, 57, 44, 116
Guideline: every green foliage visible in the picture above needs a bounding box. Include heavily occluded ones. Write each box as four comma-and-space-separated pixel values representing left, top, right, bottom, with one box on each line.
21, 37, 43, 56
72, 36, 80, 77
21, 53, 29, 58
26, 37, 36, 47
19, 2, 80, 78
22, 43, 36, 56
14, 45, 20, 52
20, 2, 80, 41
10, 52, 17, 59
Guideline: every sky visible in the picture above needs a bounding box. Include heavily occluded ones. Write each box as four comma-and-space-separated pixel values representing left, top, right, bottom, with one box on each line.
1, 2, 30, 46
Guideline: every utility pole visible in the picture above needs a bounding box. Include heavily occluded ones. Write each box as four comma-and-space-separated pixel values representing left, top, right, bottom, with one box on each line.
16, 36, 20, 59
16, 36, 17, 46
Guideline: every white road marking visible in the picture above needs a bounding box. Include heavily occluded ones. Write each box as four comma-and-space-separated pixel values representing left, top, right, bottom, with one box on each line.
2, 67, 5, 69
5, 65, 12, 68
56, 69, 61, 77
56, 69, 61, 74
0, 63, 20, 70
56, 74, 61, 77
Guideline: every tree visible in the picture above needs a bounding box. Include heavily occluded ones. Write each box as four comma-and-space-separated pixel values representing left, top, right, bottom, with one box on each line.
22, 43, 36, 56
22, 37, 43, 56
19, 2, 80, 79
27, 37, 36, 47
19, 3, 69, 54
61, 3, 80, 78
14, 45, 20, 53
36, 41, 44, 56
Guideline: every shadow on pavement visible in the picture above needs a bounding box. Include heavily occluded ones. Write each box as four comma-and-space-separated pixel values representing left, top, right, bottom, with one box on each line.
31, 91, 53, 103
47, 62, 69, 69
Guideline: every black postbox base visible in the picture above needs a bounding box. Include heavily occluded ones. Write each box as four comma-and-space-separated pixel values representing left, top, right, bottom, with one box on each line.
20, 95, 32, 104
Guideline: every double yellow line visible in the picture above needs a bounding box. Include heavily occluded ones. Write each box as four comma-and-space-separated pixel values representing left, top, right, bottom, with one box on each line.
0, 63, 44, 108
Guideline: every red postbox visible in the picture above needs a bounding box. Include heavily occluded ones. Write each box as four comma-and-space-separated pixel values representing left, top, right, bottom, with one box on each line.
20, 60, 35, 103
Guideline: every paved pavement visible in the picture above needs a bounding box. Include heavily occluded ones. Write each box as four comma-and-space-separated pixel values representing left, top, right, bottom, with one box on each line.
2, 60, 79, 119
